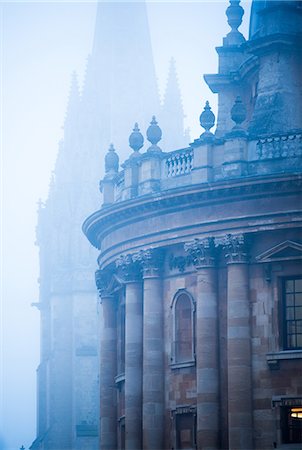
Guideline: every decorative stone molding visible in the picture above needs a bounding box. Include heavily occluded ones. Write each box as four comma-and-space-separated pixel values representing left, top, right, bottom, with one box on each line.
95, 269, 112, 300
132, 248, 164, 278
168, 254, 193, 273
115, 254, 142, 283
184, 237, 216, 268
215, 233, 248, 264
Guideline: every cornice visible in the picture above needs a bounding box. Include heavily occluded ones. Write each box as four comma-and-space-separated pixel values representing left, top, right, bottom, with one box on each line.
83, 173, 302, 249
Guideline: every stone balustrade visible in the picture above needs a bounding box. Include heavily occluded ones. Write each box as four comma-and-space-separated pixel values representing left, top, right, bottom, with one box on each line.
164, 147, 194, 178
105, 129, 302, 206
256, 132, 302, 160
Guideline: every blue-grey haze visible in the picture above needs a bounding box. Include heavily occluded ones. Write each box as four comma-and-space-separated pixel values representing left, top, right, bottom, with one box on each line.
0, 1, 250, 449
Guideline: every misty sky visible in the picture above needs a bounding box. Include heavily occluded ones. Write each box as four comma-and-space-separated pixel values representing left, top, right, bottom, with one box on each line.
0, 1, 250, 448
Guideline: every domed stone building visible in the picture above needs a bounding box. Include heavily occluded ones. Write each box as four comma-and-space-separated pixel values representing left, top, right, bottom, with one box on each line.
83, 1, 302, 449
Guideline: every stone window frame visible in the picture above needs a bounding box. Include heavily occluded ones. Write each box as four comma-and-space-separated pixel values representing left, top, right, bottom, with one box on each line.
170, 289, 196, 369
280, 276, 302, 351
171, 405, 197, 450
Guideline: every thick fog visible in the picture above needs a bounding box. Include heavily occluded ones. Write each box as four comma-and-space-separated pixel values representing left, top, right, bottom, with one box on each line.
0, 1, 250, 449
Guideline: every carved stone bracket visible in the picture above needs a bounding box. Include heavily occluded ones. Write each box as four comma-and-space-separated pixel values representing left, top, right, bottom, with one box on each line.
215, 233, 248, 264
115, 253, 142, 283
184, 237, 216, 268
132, 248, 165, 278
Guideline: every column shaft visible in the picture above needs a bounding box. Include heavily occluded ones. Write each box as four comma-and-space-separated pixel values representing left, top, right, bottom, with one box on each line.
143, 276, 164, 449
125, 281, 143, 450
196, 267, 219, 450
100, 295, 117, 450
227, 263, 253, 449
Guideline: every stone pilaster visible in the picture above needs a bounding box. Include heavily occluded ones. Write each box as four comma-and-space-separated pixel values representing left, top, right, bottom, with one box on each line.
116, 254, 143, 450
95, 269, 117, 450
185, 238, 219, 450
215, 234, 253, 450
134, 249, 165, 450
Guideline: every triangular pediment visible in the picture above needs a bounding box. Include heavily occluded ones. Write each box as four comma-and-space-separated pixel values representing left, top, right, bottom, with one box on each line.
256, 240, 302, 263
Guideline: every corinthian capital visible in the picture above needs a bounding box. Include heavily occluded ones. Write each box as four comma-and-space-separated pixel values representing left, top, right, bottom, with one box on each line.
115, 253, 142, 282
215, 233, 248, 264
132, 248, 164, 278
95, 269, 113, 300
184, 237, 216, 268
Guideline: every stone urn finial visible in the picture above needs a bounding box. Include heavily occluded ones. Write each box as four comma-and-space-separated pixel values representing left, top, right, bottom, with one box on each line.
105, 143, 119, 173
200, 101, 215, 137
147, 116, 162, 151
224, 0, 245, 45
231, 96, 247, 129
129, 122, 144, 154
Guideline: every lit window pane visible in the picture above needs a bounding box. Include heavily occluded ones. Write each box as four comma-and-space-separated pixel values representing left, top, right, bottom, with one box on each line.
286, 280, 294, 293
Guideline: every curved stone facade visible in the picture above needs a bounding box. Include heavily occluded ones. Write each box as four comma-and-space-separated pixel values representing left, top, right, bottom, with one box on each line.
83, 1, 302, 449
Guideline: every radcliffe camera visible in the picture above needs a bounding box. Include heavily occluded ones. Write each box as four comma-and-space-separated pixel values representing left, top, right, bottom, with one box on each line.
1, 1, 302, 450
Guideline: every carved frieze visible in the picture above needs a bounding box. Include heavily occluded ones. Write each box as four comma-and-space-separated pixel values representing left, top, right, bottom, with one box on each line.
168, 254, 193, 273
215, 233, 248, 264
184, 237, 216, 268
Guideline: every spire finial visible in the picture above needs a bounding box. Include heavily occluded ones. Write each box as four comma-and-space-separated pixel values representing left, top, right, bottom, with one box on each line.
105, 143, 119, 173
147, 116, 162, 151
200, 101, 215, 138
129, 123, 144, 154
224, 0, 245, 46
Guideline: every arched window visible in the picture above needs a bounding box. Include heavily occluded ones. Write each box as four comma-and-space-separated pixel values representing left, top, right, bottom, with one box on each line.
171, 290, 195, 366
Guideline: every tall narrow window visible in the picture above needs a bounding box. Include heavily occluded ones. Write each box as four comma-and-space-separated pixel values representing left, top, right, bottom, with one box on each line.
283, 277, 302, 350
172, 291, 195, 365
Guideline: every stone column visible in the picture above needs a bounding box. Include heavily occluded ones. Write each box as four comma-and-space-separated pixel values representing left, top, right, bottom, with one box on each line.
95, 269, 117, 450
216, 234, 253, 450
185, 238, 220, 450
116, 255, 143, 450
134, 249, 165, 450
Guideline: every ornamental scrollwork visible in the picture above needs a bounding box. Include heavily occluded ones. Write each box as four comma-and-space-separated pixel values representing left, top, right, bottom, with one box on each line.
184, 237, 216, 268
95, 269, 112, 300
214, 233, 248, 264
132, 248, 164, 277
115, 253, 142, 282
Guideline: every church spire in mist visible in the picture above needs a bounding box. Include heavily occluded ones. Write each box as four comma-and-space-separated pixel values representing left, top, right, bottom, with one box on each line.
161, 57, 187, 150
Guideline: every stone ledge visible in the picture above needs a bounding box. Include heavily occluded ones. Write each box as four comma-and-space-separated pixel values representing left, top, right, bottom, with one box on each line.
266, 350, 302, 369
170, 360, 195, 370
267, 350, 302, 361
